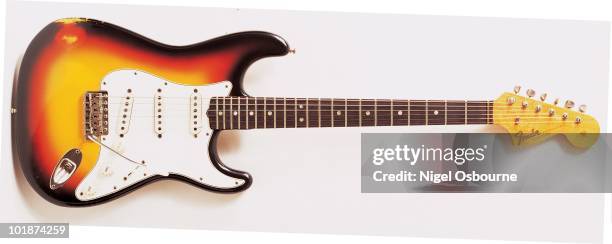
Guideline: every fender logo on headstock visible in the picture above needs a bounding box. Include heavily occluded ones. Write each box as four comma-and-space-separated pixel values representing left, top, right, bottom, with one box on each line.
515, 129, 541, 145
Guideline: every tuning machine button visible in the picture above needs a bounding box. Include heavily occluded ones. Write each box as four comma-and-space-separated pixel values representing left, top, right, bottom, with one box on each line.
526, 89, 535, 98
553, 98, 559, 106
565, 100, 575, 109
579, 104, 587, 113
514, 85, 521, 94
540, 93, 547, 101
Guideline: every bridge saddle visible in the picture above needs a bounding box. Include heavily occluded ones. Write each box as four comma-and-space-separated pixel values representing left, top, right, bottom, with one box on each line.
84, 91, 109, 138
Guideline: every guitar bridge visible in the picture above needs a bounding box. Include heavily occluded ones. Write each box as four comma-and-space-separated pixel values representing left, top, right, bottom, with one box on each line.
84, 91, 109, 138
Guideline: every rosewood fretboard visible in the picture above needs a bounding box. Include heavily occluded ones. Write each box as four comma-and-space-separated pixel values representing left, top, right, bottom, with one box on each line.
206, 97, 494, 130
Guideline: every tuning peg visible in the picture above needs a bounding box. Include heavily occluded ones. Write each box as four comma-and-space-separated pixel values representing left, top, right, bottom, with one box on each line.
513, 85, 521, 94
526, 89, 535, 98
565, 100, 575, 109
540, 93, 547, 101
553, 98, 559, 106
579, 104, 587, 113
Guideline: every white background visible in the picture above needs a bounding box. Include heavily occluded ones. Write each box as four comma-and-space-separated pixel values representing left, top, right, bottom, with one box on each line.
1, 0, 612, 244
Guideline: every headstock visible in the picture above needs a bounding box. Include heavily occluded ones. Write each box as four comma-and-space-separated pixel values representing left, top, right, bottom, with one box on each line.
493, 86, 600, 148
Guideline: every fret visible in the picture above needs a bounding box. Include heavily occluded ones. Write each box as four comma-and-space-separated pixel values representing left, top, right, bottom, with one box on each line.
239, 97, 247, 129
409, 100, 426, 126
359, 99, 362, 126
318, 98, 322, 127
407, 99, 411, 126
237, 97, 241, 129
361, 99, 375, 126
347, 99, 360, 127
344, 99, 348, 127
332, 98, 346, 127
296, 98, 307, 128
464, 100, 467, 124
247, 97, 255, 129
390, 100, 394, 126
376, 99, 391, 126
392, 100, 409, 126
231, 97, 239, 129
330, 98, 334, 127
446, 100, 467, 125
308, 98, 319, 127
222, 97, 230, 129
294, 98, 298, 128
444, 100, 447, 125
320, 99, 332, 127
256, 97, 265, 129
374, 99, 377, 126
285, 98, 296, 128
275, 97, 285, 128
427, 100, 446, 125
306, 98, 310, 128
265, 97, 275, 128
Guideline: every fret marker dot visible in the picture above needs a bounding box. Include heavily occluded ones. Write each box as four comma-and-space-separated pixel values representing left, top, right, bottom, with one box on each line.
299, 117, 304, 122
365, 111, 371, 116
398, 111, 403, 115
267, 111, 273, 116
218, 112, 223, 116
299, 105, 304, 109
233, 111, 238, 116
337, 111, 342, 116
434, 110, 439, 115
249, 111, 254, 116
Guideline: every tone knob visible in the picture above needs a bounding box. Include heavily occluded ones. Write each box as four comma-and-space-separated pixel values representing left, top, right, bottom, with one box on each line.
565, 100, 575, 109
103, 166, 113, 176
526, 89, 535, 98
85, 186, 96, 197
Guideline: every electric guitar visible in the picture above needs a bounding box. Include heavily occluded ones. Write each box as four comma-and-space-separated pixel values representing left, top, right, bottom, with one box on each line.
11, 18, 600, 207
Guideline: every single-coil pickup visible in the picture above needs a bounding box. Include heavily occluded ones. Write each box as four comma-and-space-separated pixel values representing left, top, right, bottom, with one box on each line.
117, 93, 134, 136
154, 90, 164, 137
190, 92, 203, 136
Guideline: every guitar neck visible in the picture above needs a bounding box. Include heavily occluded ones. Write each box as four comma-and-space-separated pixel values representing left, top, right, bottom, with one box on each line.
207, 97, 494, 130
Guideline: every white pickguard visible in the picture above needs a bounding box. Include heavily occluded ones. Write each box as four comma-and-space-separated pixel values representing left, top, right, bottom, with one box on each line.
76, 69, 244, 201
